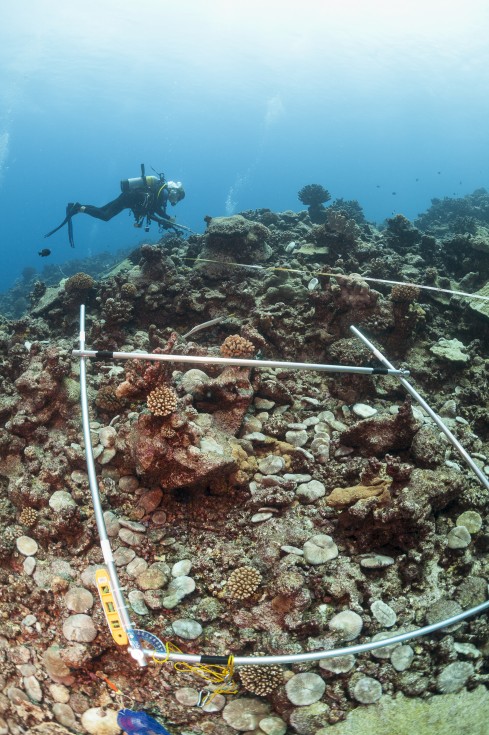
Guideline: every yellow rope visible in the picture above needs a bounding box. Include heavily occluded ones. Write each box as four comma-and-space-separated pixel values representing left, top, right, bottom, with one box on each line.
152, 643, 238, 701
182, 257, 489, 303
174, 653, 238, 700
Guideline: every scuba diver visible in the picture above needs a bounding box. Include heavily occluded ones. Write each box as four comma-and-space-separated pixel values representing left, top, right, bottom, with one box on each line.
44, 164, 187, 247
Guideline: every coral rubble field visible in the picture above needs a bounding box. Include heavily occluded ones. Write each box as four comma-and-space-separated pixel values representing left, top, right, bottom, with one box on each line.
1, 191, 489, 734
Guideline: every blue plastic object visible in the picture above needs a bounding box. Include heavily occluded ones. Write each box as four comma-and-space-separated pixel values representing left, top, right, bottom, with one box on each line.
117, 708, 172, 735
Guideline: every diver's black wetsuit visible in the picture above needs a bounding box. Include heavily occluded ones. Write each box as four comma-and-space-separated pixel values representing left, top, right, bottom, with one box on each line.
80, 187, 170, 224
80, 191, 134, 221
45, 180, 173, 247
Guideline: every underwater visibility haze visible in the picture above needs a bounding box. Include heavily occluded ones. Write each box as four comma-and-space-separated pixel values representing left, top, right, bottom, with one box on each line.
1, 0, 489, 295
1, 2, 489, 735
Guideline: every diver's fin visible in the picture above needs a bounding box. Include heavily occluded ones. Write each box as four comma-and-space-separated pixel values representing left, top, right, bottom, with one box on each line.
44, 203, 79, 247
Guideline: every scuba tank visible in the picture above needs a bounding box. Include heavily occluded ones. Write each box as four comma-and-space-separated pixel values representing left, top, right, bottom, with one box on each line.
120, 164, 162, 193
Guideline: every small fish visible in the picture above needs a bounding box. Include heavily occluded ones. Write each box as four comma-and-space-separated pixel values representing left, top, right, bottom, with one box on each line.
38, 248, 51, 257
182, 315, 234, 340
392, 192, 397, 195
117, 708, 172, 735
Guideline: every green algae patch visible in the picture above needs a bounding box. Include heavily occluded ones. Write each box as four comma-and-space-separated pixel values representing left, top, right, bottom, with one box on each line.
321, 687, 489, 735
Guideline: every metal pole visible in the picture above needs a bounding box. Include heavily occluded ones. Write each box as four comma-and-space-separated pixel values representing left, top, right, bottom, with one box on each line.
72, 348, 410, 377
78, 306, 146, 666
76, 308, 489, 668
350, 326, 489, 491
135, 598, 489, 665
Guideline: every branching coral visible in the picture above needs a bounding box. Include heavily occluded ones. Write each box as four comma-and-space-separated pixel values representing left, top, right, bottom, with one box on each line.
384, 214, 421, 252
220, 334, 256, 359
298, 183, 331, 224
115, 332, 178, 401
19, 507, 39, 527
313, 273, 378, 315
146, 384, 178, 417
388, 283, 425, 354
310, 209, 360, 261
100, 296, 134, 326
298, 184, 331, 207
330, 198, 367, 225
64, 272, 95, 294
326, 209, 360, 240
226, 566, 262, 599
120, 282, 138, 299
239, 663, 284, 695
390, 284, 421, 302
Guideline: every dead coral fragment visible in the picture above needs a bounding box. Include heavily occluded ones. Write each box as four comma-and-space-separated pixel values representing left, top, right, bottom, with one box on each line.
64, 272, 95, 293
239, 662, 284, 695
220, 334, 256, 359
146, 385, 178, 417
227, 566, 262, 599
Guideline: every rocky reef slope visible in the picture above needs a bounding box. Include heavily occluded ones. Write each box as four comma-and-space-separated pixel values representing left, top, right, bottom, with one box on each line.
1, 193, 489, 734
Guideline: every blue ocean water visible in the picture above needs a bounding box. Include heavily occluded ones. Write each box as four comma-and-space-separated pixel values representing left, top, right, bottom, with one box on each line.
0, 0, 488, 294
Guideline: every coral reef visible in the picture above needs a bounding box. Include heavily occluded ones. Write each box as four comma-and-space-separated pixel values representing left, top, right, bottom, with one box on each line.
199, 214, 272, 269
0, 191, 488, 735
298, 184, 332, 224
